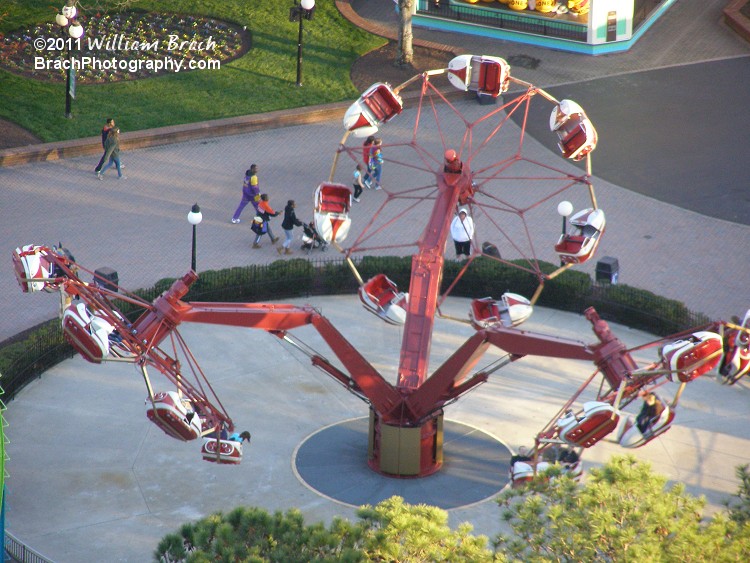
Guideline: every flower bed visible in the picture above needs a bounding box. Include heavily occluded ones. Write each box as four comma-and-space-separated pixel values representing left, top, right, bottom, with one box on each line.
0, 11, 250, 83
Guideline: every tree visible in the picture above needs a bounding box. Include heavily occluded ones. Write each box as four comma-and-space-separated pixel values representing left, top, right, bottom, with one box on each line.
154, 497, 497, 562
726, 463, 750, 525
155, 458, 750, 562
396, 0, 414, 66
153, 506, 365, 562
356, 496, 497, 562
495, 455, 750, 562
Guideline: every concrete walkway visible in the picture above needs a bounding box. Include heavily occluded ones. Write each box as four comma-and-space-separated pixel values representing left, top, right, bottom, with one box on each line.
5, 297, 750, 562
2, 1, 750, 561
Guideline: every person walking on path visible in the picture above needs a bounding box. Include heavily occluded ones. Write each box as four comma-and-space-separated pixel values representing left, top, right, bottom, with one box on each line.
279, 199, 303, 255
368, 138, 384, 190
352, 164, 365, 202
362, 135, 375, 187
253, 193, 280, 248
450, 208, 474, 260
97, 128, 125, 180
94, 118, 114, 174
231, 165, 260, 224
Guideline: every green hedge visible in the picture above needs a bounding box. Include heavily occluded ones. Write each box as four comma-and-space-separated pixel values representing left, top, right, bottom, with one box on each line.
0, 257, 708, 400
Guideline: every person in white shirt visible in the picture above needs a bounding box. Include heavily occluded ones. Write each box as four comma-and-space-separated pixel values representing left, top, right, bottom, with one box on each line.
450, 208, 474, 260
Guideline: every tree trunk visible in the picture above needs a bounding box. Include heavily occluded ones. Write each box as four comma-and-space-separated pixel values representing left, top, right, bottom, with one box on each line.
396, 0, 414, 66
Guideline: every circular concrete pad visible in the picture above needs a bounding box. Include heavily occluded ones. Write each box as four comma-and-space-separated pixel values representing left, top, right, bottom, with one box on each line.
294, 417, 511, 509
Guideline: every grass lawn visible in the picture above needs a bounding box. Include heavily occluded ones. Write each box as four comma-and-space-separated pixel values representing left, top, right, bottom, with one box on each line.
0, 0, 385, 142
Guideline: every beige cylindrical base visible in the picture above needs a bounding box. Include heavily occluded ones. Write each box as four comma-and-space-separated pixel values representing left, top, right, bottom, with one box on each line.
368, 410, 444, 477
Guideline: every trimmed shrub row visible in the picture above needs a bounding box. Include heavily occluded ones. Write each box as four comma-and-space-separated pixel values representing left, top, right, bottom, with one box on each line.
0, 257, 707, 400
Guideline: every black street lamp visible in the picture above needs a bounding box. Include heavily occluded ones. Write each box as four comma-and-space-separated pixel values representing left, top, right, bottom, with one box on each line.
557, 200, 573, 236
187, 203, 203, 272
55, 1, 84, 119
289, 0, 316, 87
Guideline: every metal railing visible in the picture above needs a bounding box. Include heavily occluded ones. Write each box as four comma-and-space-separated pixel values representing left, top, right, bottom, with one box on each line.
418, 1, 588, 42
5, 532, 53, 563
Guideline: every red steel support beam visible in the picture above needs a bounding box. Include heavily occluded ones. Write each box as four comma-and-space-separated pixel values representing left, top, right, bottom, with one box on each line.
397, 152, 474, 390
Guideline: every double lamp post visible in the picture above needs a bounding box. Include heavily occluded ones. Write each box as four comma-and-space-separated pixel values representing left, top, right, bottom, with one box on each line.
55, 1, 84, 119
289, 0, 316, 87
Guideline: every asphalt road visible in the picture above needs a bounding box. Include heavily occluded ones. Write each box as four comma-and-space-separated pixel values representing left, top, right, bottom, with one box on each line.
512, 56, 750, 225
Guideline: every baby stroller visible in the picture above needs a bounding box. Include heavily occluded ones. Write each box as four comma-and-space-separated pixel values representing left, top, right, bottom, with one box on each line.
301, 221, 327, 254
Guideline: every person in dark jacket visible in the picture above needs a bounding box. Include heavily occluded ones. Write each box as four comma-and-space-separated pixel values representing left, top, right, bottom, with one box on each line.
636, 392, 665, 434
94, 118, 114, 174
97, 128, 125, 179
279, 200, 303, 255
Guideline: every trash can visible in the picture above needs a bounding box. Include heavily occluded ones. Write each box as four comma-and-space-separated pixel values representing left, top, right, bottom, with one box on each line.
482, 241, 501, 259
595, 256, 619, 284
94, 267, 119, 292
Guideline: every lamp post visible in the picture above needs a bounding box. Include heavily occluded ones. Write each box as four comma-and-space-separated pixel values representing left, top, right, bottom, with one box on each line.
187, 203, 203, 272
557, 200, 573, 236
55, 1, 84, 119
557, 200, 573, 267
289, 0, 316, 87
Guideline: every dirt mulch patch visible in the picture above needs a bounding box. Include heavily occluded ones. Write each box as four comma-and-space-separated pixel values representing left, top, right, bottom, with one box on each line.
350, 41, 456, 91
0, 119, 42, 149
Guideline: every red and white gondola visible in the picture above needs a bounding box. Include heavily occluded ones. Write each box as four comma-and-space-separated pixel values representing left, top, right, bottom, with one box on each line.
469, 292, 533, 330
201, 437, 243, 465
61, 302, 115, 362
555, 208, 605, 265
13, 244, 57, 293
343, 82, 403, 137
447, 54, 510, 98
549, 99, 597, 161
557, 401, 619, 448
661, 331, 723, 382
358, 274, 408, 326
719, 310, 750, 383
617, 399, 675, 449
145, 391, 203, 441
314, 183, 352, 244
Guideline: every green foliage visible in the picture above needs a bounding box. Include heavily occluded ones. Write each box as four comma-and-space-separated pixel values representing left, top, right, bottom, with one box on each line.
496, 455, 750, 562
356, 496, 497, 562
727, 464, 750, 525
588, 284, 710, 336
154, 497, 496, 562
0, 0, 384, 142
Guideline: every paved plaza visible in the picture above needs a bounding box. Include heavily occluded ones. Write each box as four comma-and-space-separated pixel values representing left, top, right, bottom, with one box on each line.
2, 1, 750, 561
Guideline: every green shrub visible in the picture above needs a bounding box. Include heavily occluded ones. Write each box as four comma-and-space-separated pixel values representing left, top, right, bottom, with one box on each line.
0, 257, 708, 400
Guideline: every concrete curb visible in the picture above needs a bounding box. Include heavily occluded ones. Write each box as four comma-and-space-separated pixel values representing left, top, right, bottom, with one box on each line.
0, 102, 350, 168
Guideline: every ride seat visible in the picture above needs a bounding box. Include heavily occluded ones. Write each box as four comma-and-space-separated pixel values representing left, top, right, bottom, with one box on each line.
477, 61, 501, 96
559, 126, 587, 157
472, 298, 499, 325
320, 197, 347, 214
363, 87, 401, 122
555, 235, 585, 255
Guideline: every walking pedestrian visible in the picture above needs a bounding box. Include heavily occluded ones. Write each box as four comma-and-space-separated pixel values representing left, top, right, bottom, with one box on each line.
97, 128, 125, 180
253, 193, 280, 248
352, 164, 365, 202
94, 118, 114, 174
231, 165, 260, 224
450, 208, 474, 260
279, 200, 303, 255
369, 138, 384, 190
362, 135, 375, 187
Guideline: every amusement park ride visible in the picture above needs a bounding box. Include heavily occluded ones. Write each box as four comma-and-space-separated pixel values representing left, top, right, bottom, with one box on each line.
12, 55, 750, 482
